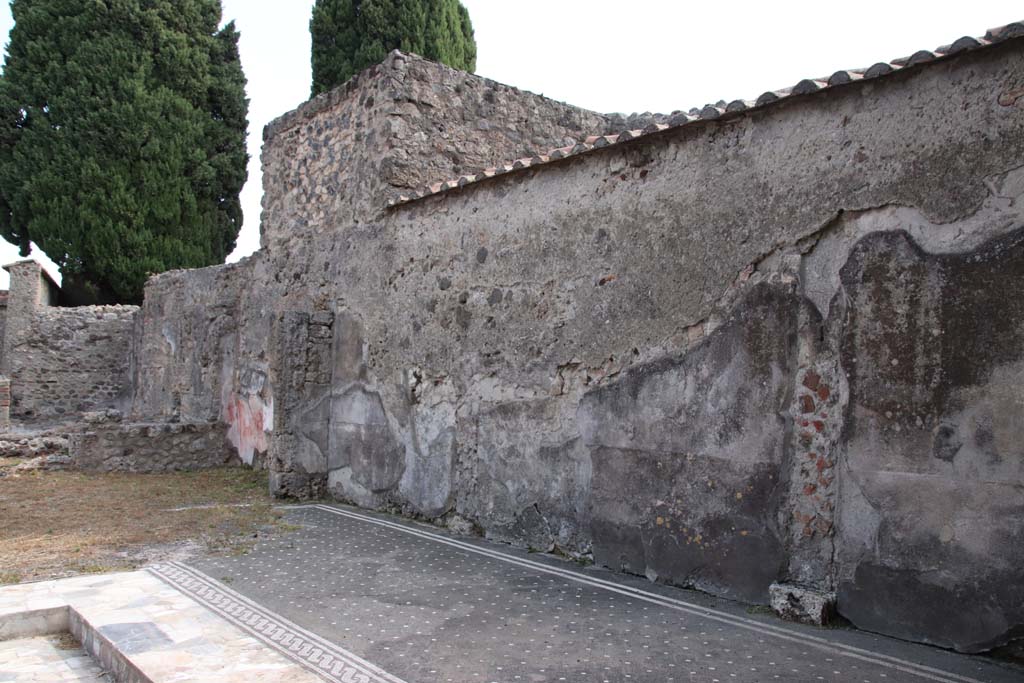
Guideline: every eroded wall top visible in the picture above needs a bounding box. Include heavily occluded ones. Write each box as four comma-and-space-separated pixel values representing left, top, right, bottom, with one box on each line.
259, 51, 612, 249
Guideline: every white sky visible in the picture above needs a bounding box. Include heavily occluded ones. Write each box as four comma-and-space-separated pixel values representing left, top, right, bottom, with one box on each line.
0, 0, 1018, 287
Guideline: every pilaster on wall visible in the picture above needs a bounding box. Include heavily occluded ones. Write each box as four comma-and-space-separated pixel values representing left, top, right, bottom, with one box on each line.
267, 310, 334, 499
5, 259, 58, 306
1, 260, 58, 375
0, 377, 10, 431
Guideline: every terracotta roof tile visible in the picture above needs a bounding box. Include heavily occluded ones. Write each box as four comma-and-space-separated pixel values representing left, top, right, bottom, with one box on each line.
987, 22, 1024, 41
863, 62, 897, 78
617, 129, 645, 142
944, 36, 985, 53
388, 21, 1023, 209
699, 105, 724, 119
906, 49, 939, 66
827, 70, 859, 86
549, 146, 574, 160
668, 112, 696, 126
792, 79, 826, 96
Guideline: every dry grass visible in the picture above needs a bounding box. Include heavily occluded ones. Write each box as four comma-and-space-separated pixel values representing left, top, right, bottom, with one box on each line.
0, 465, 286, 585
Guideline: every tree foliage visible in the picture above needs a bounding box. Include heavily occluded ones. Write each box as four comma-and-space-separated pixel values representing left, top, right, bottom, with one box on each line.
0, 0, 249, 304
310, 0, 476, 96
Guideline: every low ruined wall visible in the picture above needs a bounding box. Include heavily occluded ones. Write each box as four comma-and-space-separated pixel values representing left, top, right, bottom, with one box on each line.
128, 36, 1024, 654
68, 421, 239, 473
11, 305, 138, 421
1, 262, 138, 422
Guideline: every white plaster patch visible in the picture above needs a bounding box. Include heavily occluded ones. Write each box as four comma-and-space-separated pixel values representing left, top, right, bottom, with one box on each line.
802, 165, 1024, 318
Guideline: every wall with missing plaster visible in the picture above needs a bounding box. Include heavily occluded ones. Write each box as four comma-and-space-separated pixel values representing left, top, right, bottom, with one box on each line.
129, 258, 276, 468
833, 228, 1024, 652
90, 35, 1024, 653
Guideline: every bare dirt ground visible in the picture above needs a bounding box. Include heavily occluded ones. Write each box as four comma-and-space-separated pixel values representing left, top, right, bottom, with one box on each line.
0, 461, 289, 585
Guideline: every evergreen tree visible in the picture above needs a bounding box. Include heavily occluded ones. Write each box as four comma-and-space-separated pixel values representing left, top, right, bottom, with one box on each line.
310, 0, 476, 96
0, 0, 249, 304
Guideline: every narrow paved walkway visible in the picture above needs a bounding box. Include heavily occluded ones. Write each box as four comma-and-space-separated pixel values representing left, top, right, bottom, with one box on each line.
184, 504, 1023, 683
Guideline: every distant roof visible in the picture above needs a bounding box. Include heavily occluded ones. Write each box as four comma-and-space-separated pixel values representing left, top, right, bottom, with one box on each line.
388, 21, 1024, 209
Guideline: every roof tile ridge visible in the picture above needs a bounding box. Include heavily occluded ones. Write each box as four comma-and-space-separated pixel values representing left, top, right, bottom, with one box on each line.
386, 20, 1023, 210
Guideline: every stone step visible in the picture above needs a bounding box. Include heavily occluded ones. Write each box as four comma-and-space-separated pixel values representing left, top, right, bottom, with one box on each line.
0, 571, 326, 682
0, 632, 109, 682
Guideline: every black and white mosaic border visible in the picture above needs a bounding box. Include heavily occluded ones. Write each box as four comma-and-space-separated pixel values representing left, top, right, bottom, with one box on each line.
148, 561, 406, 683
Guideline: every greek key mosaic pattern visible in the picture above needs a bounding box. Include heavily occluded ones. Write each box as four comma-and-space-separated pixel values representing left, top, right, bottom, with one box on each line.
148, 562, 406, 683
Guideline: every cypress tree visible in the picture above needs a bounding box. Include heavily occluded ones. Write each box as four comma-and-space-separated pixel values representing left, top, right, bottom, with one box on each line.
0, 0, 249, 304
310, 0, 476, 96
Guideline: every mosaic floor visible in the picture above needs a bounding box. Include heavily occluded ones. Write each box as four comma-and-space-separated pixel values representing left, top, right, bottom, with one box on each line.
184, 504, 1024, 683
1, 504, 1020, 682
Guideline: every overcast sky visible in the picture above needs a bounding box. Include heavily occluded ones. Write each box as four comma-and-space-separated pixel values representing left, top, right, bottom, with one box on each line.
0, 0, 1017, 287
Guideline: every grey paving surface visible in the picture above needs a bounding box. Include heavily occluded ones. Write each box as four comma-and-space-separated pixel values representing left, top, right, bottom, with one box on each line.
190, 504, 1024, 683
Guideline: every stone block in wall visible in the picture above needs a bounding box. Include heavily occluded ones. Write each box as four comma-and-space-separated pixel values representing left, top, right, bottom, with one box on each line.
769, 583, 836, 626
68, 422, 239, 473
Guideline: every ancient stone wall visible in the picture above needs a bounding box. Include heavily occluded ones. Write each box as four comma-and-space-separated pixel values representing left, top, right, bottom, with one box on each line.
260, 51, 611, 249
68, 421, 239, 473
132, 53, 615, 469
1, 261, 137, 423
128, 35, 1024, 653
